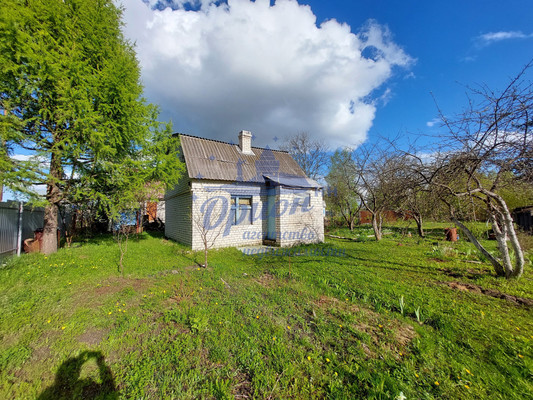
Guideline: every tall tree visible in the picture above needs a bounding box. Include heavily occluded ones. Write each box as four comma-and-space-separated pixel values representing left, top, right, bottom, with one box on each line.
281, 132, 329, 180
413, 64, 532, 278
0, 0, 184, 254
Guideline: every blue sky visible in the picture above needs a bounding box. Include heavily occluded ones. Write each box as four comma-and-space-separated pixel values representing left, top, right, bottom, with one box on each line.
122, 0, 533, 149
305, 0, 533, 143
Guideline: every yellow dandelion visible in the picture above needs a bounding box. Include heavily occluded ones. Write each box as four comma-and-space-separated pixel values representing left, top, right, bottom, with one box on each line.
273, 337, 276, 341
287, 325, 291, 330
197, 268, 200, 270
326, 358, 330, 362
215, 302, 218, 305
415, 373, 419, 378
434, 381, 439, 386
122, 310, 126, 313
122, 303, 125, 306
143, 295, 147, 298
256, 315, 259, 319
47, 319, 51, 323
465, 368, 471, 375
334, 372, 338, 376
464, 385, 470, 389
307, 356, 311, 361
68, 282, 71, 285
345, 298, 349, 301
399, 352, 403, 356
339, 324, 342, 328
61, 326, 65, 330
108, 312, 112, 315
118, 308, 122, 312
518, 354, 524, 358
379, 324, 383, 328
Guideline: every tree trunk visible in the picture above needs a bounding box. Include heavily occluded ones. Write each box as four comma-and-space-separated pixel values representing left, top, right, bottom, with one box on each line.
495, 196, 524, 278
413, 213, 425, 238
490, 213, 513, 278
372, 213, 382, 241
349, 217, 354, 231
42, 203, 58, 254
452, 216, 505, 276
42, 152, 62, 254
482, 189, 525, 278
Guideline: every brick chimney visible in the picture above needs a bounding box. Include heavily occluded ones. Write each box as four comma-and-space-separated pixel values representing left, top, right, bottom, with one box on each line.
238, 130, 253, 155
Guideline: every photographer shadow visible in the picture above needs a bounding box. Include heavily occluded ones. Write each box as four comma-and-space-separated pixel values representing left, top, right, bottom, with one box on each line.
38, 351, 118, 400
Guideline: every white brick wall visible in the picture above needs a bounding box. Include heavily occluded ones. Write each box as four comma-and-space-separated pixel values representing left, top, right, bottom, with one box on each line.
165, 175, 192, 247
166, 177, 324, 250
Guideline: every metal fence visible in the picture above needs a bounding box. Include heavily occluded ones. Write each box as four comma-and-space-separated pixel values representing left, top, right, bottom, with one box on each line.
0, 202, 45, 258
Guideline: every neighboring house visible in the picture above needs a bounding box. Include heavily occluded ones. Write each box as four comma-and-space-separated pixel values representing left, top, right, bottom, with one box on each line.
165, 131, 324, 250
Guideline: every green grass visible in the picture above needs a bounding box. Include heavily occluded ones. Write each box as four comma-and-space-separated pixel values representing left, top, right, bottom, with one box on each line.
0, 226, 532, 399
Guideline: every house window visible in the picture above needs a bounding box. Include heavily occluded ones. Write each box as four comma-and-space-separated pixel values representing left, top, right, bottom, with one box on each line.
231, 196, 252, 225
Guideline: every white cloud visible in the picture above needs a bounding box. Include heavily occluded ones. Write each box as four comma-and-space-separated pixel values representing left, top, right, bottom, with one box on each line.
121, 0, 413, 148
476, 31, 533, 46
426, 118, 440, 128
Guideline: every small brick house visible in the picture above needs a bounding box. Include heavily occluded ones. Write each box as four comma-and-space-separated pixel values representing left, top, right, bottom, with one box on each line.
165, 131, 324, 250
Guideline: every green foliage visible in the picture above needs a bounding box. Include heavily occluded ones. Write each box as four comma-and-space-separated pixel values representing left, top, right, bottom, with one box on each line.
326, 149, 361, 227
0, 0, 184, 216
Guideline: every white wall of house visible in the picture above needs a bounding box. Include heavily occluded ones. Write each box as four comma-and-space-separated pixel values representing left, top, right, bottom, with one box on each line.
189, 180, 266, 250
276, 187, 325, 247
165, 175, 193, 247
166, 178, 324, 250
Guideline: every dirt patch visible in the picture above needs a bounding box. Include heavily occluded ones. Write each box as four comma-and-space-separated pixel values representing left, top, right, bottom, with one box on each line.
313, 295, 418, 359
440, 281, 533, 307
394, 324, 417, 347
232, 371, 254, 399
31, 346, 51, 362
254, 272, 277, 287
74, 276, 155, 307
0, 332, 21, 349
315, 295, 339, 307
38, 329, 63, 346
78, 328, 109, 346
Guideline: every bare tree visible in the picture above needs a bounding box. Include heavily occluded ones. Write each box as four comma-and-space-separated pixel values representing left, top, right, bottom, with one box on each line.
191, 194, 226, 268
350, 142, 412, 241
281, 132, 330, 180
412, 63, 532, 278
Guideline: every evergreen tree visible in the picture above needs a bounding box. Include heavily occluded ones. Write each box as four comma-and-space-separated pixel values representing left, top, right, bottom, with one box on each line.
0, 0, 184, 254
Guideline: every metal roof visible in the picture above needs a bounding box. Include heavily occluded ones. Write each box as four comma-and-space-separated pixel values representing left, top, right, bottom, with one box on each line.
179, 134, 309, 183
263, 174, 321, 188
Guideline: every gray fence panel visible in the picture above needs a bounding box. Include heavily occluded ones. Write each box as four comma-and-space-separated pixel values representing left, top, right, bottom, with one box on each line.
0, 202, 46, 257
22, 207, 45, 242
0, 203, 20, 256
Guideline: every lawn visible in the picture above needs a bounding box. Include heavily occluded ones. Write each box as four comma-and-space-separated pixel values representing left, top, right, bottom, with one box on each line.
0, 224, 532, 399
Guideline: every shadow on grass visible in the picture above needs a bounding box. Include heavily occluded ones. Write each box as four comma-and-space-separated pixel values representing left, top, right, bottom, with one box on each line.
38, 351, 117, 400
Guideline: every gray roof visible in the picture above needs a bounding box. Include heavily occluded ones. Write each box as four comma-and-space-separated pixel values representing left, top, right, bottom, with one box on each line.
179, 134, 319, 187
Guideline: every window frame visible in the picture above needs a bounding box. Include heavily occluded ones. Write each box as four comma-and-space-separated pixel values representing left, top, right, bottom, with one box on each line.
230, 195, 253, 225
